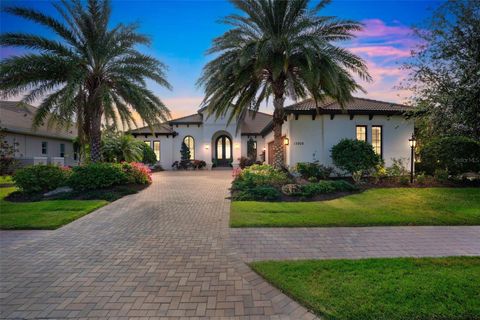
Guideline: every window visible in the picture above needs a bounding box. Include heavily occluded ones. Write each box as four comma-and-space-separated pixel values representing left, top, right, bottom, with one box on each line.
60, 143, 65, 157
73, 144, 78, 160
153, 141, 160, 161
144, 140, 151, 148
41, 141, 48, 155
247, 137, 257, 159
371, 126, 383, 157
356, 125, 367, 142
183, 136, 195, 159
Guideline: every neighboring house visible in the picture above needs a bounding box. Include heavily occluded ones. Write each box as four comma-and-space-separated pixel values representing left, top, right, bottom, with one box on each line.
0, 101, 78, 167
131, 97, 414, 171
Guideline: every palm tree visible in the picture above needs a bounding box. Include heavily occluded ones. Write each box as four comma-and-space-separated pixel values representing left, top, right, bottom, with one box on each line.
0, 0, 171, 162
198, 0, 371, 168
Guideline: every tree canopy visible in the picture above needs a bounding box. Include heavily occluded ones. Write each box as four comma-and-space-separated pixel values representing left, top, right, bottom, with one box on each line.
402, 0, 480, 140
0, 0, 171, 161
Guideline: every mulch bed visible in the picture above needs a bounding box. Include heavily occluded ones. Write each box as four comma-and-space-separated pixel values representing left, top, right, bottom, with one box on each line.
5, 184, 148, 203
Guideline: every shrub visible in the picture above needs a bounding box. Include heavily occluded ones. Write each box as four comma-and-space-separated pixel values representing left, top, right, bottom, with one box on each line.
13, 165, 70, 193
121, 162, 152, 184
296, 162, 333, 181
232, 164, 290, 190
233, 186, 281, 201
141, 143, 157, 165
434, 168, 449, 183
416, 173, 428, 185
386, 158, 409, 177
399, 175, 410, 185
371, 164, 387, 184
191, 160, 207, 169
68, 163, 128, 191
238, 156, 262, 169
281, 184, 302, 196
331, 139, 380, 183
420, 136, 480, 175
296, 180, 357, 198
0, 128, 18, 175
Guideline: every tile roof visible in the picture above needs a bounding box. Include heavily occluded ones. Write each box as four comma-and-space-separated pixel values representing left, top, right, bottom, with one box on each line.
241, 111, 272, 135
285, 97, 412, 114
0, 101, 77, 140
129, 123, 175, 135
132, 110, 273, 136
169, 113, 203, 124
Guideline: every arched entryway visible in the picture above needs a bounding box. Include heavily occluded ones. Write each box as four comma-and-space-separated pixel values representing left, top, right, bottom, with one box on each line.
214, 135, 232, 167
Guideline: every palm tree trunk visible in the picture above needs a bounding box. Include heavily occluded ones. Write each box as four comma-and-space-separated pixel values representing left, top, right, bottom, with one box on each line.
272, 94, 285, 169
89, 110, 102, 162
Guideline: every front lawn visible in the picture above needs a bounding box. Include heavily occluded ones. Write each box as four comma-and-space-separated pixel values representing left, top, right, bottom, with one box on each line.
231, 187, 480, 227
0, 187, 108, 230
251, 257, 480, 320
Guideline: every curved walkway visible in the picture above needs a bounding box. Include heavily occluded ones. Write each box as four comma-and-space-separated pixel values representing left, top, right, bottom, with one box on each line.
0, 171, 317, 319
1, 171, 479, 319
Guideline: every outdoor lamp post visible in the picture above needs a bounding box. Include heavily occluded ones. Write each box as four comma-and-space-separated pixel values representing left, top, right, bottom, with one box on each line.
409, 135, 417, 183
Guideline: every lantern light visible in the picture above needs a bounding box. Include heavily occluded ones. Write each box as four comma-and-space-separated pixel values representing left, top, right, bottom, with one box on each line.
284, 137, 289, 146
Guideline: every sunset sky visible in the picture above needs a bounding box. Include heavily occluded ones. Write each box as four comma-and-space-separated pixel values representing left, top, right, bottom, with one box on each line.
1, 0, 442, 119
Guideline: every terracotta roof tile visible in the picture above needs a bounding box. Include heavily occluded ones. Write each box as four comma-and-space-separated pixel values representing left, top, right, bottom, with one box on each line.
285, 97, 412, 113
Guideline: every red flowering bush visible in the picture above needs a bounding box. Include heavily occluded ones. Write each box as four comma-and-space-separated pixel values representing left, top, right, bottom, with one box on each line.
121, 162, 152, 185
232, 167, 242, 179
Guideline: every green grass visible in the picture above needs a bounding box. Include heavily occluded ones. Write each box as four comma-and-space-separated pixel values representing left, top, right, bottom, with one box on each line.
231, 188, 480, 227
0, 175, 13, 185
0, 187, 108, 230
251, 257, 480, 320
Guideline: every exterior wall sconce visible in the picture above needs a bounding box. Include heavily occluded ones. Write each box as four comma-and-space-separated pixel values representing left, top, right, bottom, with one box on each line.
234, 143, 240, 149
284, 137, 289, 146
409, 134, 416, 183
262, 147, 266, 152
205, 144, 209, 150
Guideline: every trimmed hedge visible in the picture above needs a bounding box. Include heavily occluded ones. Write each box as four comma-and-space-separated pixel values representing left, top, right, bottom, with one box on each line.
68, 163, 128, 191
296, 162, 333, 181
13, 165, 71, 194
295, 180, 358, 198
233, 186, 282, 201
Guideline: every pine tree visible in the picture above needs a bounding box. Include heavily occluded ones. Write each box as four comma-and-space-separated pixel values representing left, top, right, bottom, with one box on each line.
180, 142, 191, 161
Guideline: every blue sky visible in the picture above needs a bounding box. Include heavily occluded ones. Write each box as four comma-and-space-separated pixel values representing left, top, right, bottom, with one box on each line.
1, 0, 443, 118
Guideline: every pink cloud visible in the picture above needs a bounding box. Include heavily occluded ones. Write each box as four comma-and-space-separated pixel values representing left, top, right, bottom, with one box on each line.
353, 61, 410, 103
349, 46, 411, 58
356, 19, 412, 38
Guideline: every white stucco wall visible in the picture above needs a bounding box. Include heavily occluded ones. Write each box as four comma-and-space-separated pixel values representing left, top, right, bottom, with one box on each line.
4, 132, 77, 166
136, 111, 413, 171
284, 114, 414, 169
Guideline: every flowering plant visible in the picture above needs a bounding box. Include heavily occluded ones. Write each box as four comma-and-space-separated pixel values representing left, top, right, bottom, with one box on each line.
121, 162, 152, 184
232, 167, 242, 179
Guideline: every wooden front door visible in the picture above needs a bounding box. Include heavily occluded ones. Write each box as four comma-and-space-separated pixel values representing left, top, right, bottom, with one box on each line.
215, 135, 232, 167
267, 141, 274, 165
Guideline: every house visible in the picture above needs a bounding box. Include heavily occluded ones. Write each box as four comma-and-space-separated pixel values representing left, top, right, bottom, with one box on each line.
131, 97, 414, 171
0, 101, 78, 167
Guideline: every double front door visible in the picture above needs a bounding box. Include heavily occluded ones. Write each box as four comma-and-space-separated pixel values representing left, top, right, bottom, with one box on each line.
215, 135, 232, 167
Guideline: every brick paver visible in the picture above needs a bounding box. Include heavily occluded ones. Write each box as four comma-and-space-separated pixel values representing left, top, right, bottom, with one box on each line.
2, 171, 479, 319
0, 171, 316, 319
230, 226, 480, 262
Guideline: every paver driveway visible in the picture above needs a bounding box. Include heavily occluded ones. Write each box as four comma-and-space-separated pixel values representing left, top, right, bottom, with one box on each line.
0, 171, 316, 319
2, 171, 480, 319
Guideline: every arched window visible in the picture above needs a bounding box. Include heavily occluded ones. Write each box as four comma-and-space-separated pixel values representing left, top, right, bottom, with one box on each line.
183, 136, 195, 160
